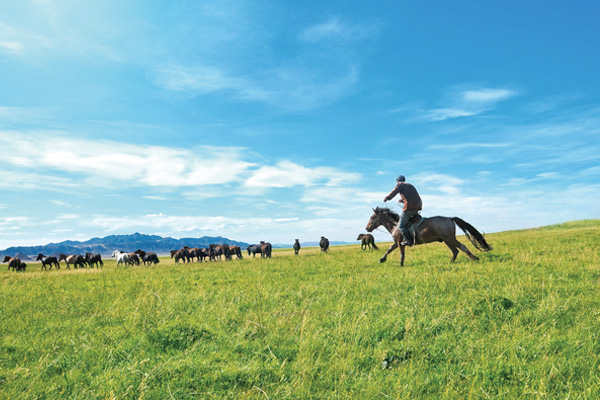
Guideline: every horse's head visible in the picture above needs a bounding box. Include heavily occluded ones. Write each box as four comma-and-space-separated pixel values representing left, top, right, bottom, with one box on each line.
366, 207, 398, 232
356, 234, 365, 240
58, 254, 67, 261
112, 250, 120, 258
36, 254, 44, 261
2, 255, 11, 263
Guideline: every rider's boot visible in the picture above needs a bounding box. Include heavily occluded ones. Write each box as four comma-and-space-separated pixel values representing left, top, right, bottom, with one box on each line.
400, 230, 414, 247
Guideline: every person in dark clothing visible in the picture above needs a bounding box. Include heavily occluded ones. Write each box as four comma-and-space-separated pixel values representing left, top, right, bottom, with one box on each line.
383, 175, 423, 246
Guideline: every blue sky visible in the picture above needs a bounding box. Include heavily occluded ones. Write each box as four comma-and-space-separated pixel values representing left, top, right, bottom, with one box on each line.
1, 1, 599, 249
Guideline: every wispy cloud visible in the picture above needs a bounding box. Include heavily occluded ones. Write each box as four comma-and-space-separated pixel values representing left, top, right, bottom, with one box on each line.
0, 40, 23, 55
421, 86, 519, 121
153, 63, 359, 111
300, 17, 379, 42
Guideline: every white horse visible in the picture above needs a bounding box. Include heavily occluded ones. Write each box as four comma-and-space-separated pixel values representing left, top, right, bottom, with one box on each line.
112, 250, 131, 267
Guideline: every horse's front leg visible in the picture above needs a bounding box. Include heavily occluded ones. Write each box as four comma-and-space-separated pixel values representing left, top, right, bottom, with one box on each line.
379, 242, 397, 263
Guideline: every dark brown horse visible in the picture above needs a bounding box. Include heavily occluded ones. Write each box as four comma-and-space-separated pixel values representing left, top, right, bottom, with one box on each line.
229, 245, 243, 259
260, 241, 272, 258
365, 207, 492, 267
356, 233, 379, 251
171, 248, 190, 263
4, 256, 26, 271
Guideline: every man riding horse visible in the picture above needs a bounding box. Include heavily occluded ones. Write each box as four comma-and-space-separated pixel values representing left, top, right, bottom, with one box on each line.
383, 175, 422, 247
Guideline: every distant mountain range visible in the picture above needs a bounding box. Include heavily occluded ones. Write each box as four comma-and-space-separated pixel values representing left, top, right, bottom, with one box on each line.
1, 233, 251, 259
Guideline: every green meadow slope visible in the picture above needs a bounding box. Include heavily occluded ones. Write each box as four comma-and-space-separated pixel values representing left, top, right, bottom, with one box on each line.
1, 220, 600, 399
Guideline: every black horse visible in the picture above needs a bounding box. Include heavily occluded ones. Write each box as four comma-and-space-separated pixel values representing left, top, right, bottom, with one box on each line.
85, 252, 104, 268
36, 253, 60, 270
293, 239, 301, 255
142, 252, 160, 265
247, 244, 262, 258
320, 236, 330, 252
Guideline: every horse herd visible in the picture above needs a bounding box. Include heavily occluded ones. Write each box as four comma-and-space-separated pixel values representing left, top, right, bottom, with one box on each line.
3, 229, 394, 273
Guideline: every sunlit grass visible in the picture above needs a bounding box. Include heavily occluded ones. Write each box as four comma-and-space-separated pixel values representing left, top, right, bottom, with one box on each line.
1, 221, 600, 398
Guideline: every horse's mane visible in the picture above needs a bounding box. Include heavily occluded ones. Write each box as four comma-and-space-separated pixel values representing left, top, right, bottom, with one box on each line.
374, 206, 400, 222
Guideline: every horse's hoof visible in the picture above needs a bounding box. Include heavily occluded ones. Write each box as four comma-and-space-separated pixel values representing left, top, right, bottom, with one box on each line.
379, 258, 387, 263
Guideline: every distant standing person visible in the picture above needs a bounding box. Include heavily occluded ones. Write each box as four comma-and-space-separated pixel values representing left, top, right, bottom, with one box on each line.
293, 239, 301, 255
383, 174, 423, 247
320, 236, 330, 252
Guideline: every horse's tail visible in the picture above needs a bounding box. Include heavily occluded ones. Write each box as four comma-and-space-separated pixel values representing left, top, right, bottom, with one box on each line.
452, 217, 493, 252
371, 241, 379, 250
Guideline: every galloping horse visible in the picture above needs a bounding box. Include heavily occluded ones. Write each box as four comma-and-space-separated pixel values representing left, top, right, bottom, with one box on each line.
3, 256, 26, 271
365, 207, 492, 267
112, 250, 131, 267
36, 253, 60, 270
357, 233, 379, 251
59, 254, 87, 269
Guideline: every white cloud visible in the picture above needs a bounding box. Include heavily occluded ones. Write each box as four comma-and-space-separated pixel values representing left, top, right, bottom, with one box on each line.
245, 161, 361, 188
0, 40, 23, 55
0, 130, 255, 188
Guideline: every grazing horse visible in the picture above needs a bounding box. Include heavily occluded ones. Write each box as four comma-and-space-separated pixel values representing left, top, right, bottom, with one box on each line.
320, 236, 330, 252
3, 256, 26, 271
229, 245, 243, 259
142, 252, 160, 265
85, 252, 103, 268
171, 248, 190, 263
36, 253, 60, 270
58, 254, 87, 269
210, 244, 230, 261
365, 207, 492, 267
293, 239, 301, 255
247, 244, 262, 258
112, 250, 131, 267
260, 241, 272, 259
357, 233, 379, 251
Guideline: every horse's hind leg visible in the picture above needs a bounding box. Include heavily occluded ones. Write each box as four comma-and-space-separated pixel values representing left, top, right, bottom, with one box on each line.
447, 238, 479, 261
444, 242, 459, 263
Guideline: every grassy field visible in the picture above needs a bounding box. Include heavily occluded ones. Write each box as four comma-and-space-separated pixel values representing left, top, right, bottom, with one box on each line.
1, 220, 600, 399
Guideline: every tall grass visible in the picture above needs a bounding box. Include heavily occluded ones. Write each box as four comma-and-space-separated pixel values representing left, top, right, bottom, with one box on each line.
1, 221, 600, 399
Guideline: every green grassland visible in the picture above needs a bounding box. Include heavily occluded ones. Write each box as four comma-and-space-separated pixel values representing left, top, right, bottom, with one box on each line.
1, 221, 600, 399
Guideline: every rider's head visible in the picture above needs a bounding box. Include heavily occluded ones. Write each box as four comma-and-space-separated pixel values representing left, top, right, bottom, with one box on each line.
396, 174, 406, 183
